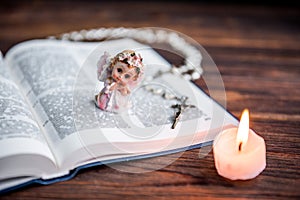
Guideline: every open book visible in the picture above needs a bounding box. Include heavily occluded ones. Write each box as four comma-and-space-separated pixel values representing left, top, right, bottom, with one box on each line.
0, 38, 238, 193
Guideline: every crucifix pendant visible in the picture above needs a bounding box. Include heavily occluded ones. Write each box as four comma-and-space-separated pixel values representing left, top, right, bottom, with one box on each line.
171, 96, 195, 129
171, 104, 182, 129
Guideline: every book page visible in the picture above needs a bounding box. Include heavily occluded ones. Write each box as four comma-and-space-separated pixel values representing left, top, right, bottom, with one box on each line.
0, 71, 42, 142
5, 40, 119, 169
0, 51, 50, 148
0, 51, 56, 183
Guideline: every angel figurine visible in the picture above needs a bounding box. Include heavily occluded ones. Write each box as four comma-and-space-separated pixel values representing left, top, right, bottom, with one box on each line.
95, 50, 144, 113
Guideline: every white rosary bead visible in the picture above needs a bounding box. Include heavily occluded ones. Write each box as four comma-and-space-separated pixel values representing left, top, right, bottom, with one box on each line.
156, 30, 168, 43
52, 27, 203, 81
162, 93, 176, 100
183, 74, 192, 80
192, 71, 201, 80
153, 88, 163, 95
61, 33, 70, 40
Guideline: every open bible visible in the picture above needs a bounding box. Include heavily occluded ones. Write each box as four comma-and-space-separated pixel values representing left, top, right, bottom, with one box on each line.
0, 38, 238, 193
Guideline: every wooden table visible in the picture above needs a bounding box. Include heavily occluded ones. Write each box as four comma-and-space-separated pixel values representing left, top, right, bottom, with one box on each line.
1, 1, 299, 199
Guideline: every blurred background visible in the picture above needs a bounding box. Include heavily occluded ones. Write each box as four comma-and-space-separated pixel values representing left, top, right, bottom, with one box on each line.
1, 0, 299, 53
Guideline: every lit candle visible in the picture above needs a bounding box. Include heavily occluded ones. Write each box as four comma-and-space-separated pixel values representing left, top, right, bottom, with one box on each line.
213, 109, 266, 180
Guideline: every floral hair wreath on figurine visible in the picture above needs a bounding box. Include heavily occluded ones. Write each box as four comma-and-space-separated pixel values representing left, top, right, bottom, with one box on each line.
95, 50, 144, 113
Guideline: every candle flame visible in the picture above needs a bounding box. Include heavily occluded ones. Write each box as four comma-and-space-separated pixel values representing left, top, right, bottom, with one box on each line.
236, 109, 249, 152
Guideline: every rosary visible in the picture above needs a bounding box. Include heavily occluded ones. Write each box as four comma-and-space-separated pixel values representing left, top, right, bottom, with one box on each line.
49, 27, 203, 129
143, 71, 197, 129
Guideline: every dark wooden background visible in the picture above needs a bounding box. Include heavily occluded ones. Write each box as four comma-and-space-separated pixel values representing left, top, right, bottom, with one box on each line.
1, 0, 299, 199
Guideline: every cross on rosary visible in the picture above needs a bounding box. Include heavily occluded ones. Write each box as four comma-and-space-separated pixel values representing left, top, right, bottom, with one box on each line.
171, 96, 196, 129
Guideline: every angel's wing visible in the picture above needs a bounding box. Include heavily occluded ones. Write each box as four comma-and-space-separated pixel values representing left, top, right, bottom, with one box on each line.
97, 51, 111, 81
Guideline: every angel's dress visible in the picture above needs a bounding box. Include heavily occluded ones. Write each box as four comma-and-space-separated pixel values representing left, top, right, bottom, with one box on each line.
97, 87, 112, 111
96, 82, 130, 113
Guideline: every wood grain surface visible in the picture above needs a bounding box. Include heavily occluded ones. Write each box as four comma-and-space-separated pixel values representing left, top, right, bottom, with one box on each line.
0, 1, 299, 199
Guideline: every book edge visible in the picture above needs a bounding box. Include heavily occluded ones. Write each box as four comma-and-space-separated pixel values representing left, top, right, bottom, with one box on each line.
0, 140, 212, 195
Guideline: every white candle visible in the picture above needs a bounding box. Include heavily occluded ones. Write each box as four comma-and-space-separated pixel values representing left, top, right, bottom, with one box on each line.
213, 109, 266, 180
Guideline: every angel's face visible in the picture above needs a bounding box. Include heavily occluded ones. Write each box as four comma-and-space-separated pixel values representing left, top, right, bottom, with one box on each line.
112, 61, 138, 85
